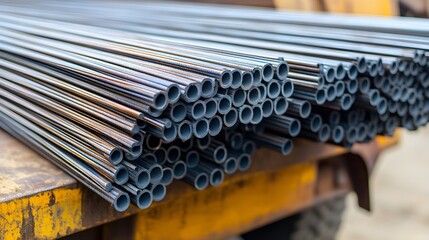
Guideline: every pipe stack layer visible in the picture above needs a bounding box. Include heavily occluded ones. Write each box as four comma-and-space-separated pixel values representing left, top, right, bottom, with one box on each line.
0, 1, 428, 211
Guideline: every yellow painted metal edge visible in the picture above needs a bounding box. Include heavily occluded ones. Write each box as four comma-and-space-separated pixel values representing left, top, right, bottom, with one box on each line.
0, 187, 83, 239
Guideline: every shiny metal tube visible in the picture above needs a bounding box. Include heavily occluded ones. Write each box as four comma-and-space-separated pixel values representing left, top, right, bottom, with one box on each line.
249, 132, 293, 156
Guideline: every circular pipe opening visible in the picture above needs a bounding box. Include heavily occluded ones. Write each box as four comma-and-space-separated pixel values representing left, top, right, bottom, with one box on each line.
160, 168, 173, 185
154, 148, 167, 165
150, 165, 163, 183
224, 109, 238, 127
171, 103, 186, 122
300, 101, 311, 118
130, 144, 143, 157
214, 146, 228, 163
326, 85, 336, 101
325, 67, 335, 82
201, 78, 215, 98
218, 95, 232, 114
348, 79, 358, 94
230, 133, 244, 150
377, 98, 387, 114
319, 125, 330, 142
282, 80, 294, 98
369, 90, 380, 106
205, 98, 218, 118
231, 70, 242, 89
220, 71, 233, 88
390, 61, 398, 74
247, 87, 260, 105
232, 90, 246, 107
186, 151, 200, 168
109, 148, 123, 165
242, 140, 256, 155
208, 116, 222, 136
114, 193, 130, 212
192, 101, 206, 120
167, 84, 181, 103
137, 190, 152, 209
146, 135, 162, 150
368, 122, 377, 137
281, 139, 293, 155
316, 89, 327, 105
195, 173, 209, 190
241, 72, 254, 90
238, 154, 251, 171
162, 125, 177, 142
359, 78, 370, 94
388, 100, 397, 113
167, 146, 181, 163
152, 184, 166, 202
277, 62, 289, 80
259, 85, 267, 99
333, 126, 345, 143
274, 98, 288, 115
357, 58, 367, 73
193, 119, 209, 138
136, 170, 150, 189
173, 161, 187, 179
251, 106, 263, 124
267, 80, 281, 99
398, 102, 407, 116
178, 121, 192, 141
262, 64, 274, 81
262, 99, 274, 117
335, 64, 346, 79
114, 166, 129, 185
224, 157, 237, 174
347, 65, 358, 80
341, 95, 353, 110
383, 79, 391, 93
252, 68, 262, 85
335, 81, 345, 97
133, 132, 144, 144
210, 169, 224, 187
289, 120, 301, 137
357, 125, 367, 141
154, 93, 168, 110
185, 84, 201, 102
369, 63, 378, 76
347, 128, 357, 142
311, 115, 322, 132
239, 106, 253, 124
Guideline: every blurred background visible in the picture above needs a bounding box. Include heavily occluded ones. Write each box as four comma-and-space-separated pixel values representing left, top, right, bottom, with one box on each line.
175, 0, 429, 17
338, 127, 429, 239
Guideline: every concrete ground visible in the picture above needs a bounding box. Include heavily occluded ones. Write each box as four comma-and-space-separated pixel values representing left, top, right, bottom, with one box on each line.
338, 126, 429, 240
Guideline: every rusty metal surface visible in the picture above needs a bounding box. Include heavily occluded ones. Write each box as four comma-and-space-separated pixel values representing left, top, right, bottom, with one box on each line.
0, 129, 399, 239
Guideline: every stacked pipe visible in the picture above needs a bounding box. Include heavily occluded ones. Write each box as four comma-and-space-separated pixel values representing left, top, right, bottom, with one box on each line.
0, 1, 428, 212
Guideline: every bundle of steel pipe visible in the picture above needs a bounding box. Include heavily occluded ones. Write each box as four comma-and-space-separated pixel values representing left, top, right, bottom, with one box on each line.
0, 1, 428, 212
